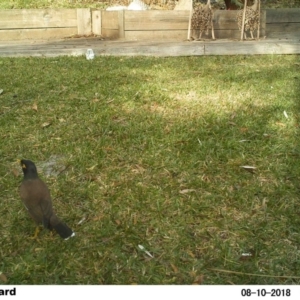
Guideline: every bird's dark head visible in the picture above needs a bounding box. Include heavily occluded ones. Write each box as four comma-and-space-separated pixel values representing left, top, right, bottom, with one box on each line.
20, 159, 39, 179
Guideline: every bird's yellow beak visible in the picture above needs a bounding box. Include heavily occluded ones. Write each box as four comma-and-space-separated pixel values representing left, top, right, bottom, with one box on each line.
17, 159, 26, 169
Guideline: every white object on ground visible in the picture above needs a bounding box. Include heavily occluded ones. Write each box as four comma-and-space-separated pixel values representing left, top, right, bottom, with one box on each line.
86, 49, 95, 60
128, 0, 149, 10
138, 244, 154, 258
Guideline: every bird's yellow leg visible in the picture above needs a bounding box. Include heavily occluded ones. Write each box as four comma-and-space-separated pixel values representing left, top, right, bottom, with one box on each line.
28, 226, 41, 240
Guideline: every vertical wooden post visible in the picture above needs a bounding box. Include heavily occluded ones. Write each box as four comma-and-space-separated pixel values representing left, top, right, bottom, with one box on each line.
257, 0, 261, 39
260, 9, 266, 38
187, 0, 193, 40
240, 0, 247, 40
118, 10, 125, 39
92, 9, 101, 36
77, 8, 92, 35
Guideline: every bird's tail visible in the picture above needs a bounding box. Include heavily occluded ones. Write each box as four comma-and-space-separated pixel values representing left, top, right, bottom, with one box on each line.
53, 222, 75, 240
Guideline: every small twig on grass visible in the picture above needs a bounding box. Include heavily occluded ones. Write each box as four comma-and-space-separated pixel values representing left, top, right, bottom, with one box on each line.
209, 268, 300, 279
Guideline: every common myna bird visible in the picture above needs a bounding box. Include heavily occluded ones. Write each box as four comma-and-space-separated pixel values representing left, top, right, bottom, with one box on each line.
19, 159, 75, 240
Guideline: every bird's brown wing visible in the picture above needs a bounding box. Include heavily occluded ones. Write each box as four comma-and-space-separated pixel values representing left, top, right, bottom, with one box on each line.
19, 178, 54, 228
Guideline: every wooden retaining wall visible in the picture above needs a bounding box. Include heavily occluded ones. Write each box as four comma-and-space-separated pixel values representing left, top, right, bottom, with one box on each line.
266, 8, 300, 39
0, 8, 299, 41
0, 8, 91, 41
100, 10, 191, 40
100, 10, 266, 40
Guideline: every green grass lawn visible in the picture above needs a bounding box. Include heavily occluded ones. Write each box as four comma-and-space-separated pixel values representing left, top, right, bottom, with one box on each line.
0, 54, 300, 284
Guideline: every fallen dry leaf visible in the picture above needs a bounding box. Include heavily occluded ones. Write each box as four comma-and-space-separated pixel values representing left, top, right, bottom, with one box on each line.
131, 164, 146, 174
239, 139, 250, 143
0, 273, 7, 283
187, 250, 195, 258
179, 189, 196, 194
240, 166, 256, 173
170, 263, 178, 273
32, 102, 38, 112
41, 122, 51, 128
193, 274, 204, 285
86, 164, 98, 171
239, 127, 248, 132
11, 168, 19, 177
78, 217, 86, 225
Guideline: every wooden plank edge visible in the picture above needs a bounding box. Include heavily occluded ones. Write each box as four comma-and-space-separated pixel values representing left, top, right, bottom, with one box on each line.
204, 41, 300, 55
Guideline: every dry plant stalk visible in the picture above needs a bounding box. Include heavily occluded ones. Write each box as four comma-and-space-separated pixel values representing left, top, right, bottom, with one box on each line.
209, 268, 300, 279
241, 0, 248, 40
187, 0, 193, 40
